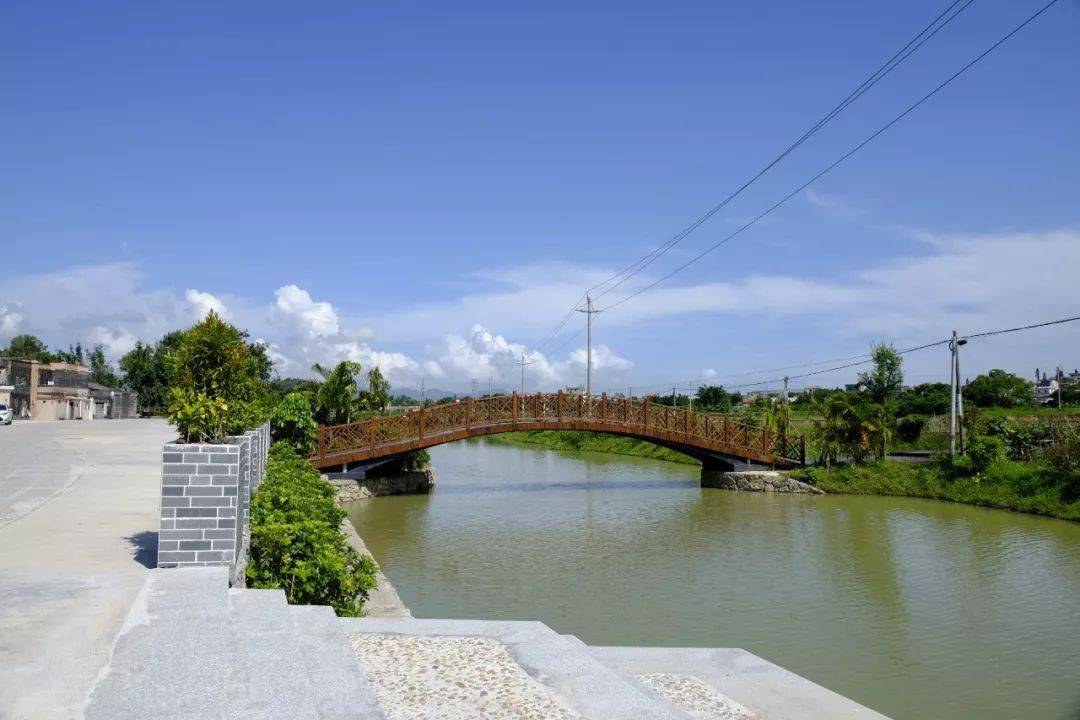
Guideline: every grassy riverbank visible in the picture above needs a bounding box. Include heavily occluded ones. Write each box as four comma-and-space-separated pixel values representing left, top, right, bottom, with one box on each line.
795, 461, 1080, 522
486, 430, 700, 465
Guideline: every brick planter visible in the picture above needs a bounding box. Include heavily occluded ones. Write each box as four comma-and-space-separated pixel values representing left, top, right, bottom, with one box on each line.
157, 423, 270, 581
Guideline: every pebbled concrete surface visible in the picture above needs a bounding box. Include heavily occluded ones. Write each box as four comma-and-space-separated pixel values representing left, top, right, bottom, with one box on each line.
0, 419, 175, 720
638, 673, 757, 720
352, 634, 581, 720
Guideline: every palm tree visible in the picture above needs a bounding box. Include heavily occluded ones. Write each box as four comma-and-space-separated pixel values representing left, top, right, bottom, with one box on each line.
311, 361, 363, 426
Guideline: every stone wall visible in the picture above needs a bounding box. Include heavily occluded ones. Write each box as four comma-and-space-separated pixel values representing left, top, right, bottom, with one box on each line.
157, 423, 270, 580
701, 469, 824, 494
327, 469, 435, 504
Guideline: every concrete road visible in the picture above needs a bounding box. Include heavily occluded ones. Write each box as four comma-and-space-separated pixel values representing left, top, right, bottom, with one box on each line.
0, 419, 175, 720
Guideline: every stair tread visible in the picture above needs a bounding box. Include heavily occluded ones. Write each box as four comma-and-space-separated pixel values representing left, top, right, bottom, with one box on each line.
341, 618, 689, 720
288, 604, 384, 720
226, 588, 322, 720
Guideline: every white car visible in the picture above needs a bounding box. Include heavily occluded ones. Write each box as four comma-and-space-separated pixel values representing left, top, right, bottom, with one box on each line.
0, 404, 12, 425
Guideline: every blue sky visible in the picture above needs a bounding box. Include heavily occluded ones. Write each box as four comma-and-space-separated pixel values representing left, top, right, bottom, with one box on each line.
2, 0, 1078, 392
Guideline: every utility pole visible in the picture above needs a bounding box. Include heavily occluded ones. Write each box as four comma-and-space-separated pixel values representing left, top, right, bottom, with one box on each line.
419, 378, 426, 405
470, 378, 479, 398
576, 294, 600, 396
516, 351, 535, 395
948, 331, 968, 456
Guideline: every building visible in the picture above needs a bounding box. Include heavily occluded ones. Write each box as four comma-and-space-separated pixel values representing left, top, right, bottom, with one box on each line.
0, 357, 93, 420
89, 382, 140, 419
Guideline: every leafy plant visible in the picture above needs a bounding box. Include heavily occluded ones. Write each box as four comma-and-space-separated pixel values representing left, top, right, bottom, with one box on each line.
248, 443, 379, 615
967, 436, 1006, 473
165, 311, 267, 436
311, 360, 363, 425
896, 415, 928, 443
166, 387, 229, 443
270, 392, 317, 454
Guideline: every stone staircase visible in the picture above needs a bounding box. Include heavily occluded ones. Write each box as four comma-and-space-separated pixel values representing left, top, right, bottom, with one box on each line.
85, 568, 886, 720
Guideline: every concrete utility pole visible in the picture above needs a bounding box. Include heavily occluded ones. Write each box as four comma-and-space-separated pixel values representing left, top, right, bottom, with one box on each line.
949, 331, 968, 456
576, 294, 600, 396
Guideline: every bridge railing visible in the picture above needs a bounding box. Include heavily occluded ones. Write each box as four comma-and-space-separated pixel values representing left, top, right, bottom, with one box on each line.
316, 392, 805, 466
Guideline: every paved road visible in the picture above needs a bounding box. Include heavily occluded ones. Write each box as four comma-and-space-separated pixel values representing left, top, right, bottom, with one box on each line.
0, 419, 175, 720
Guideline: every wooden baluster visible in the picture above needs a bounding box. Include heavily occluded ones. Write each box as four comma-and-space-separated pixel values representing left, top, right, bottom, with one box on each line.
683, 407, 689, 436
512, 392, 518, 427
418, 408, 425, 441
557, 391, 563, 422
600, 393, 607, 422
643, 397, 649, 432
466, 397, 473, 430
577, 393, 583, 419
761, 426, 769, 457
800, 434, 806, 466
368, 418, 376, 449
317, 426, 326, 458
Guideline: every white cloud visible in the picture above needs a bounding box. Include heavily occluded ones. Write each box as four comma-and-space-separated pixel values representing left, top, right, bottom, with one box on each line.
1, 226, 1075, 389
0, 303, 22, 336
185, 289, 229, 321
270, 285, 340, 339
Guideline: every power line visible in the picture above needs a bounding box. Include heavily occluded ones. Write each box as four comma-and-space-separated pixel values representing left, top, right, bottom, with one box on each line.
528, 0, 975, 351
599, 0, 1062, 313
962, 314, 1080, 340
623, 311, 1080, 396
590, 0, 976, 302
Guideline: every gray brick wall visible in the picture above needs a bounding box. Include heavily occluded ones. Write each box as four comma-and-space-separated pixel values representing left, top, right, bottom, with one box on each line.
158, 422, 271, 576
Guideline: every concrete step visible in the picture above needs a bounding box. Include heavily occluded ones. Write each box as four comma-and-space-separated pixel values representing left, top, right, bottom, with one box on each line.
340, 617, 691, 720
587, 646, 889, 720
225, 588, 322, 720
288, 604, 384, 720
86, 567, 232, 720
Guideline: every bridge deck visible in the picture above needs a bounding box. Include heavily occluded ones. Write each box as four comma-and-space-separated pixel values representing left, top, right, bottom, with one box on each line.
311, 393, 805, 471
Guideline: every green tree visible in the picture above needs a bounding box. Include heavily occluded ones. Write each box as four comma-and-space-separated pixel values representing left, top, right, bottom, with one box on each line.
120, 331, 184, 415
270, 392, 318, 454
311, 360, 363, 425
963, 370, 1033, 408
88, 344, 121, 387
360, 367, 391, 414
165, 311, 267, 440
55, 342, 85, 365
2, 334, 54, 362
896, 382, 951, 416
694, 385, 734, 412
811, 392, 871, 466
859, 343, 904, 405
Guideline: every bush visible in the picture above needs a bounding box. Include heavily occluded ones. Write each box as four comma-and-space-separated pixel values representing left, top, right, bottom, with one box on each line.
166, 311, 267, 440
896, 415, 928, 443
1041, 425, 1080, 500
166, 387, 229, 443
248, 443, 378, 615
967, 436, 1005, 473
270, 392, 317, 455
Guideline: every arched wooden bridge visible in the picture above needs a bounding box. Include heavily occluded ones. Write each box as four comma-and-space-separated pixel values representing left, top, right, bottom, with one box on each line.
311, 392, 805, 472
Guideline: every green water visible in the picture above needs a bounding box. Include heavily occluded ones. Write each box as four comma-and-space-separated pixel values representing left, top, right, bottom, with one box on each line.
346, 438, 1080, 719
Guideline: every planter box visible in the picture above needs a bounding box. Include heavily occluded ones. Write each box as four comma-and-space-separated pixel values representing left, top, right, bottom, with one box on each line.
157, 423, 270, 582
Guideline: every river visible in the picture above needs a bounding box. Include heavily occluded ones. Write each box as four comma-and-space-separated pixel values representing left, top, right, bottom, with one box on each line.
345, 438, 1080, 720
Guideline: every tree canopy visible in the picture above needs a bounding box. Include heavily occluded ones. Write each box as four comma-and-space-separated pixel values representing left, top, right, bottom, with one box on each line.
964, 369, 1032, 408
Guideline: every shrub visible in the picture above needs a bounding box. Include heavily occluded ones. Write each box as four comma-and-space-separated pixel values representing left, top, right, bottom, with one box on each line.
248, 443, 378, 615
270, 392, 317, 455
967, 436, 1005, 473
1041, 425, 1080, 500
896, 415, 928, 443
166, 311, 267, 440
166, 387, 229, 443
